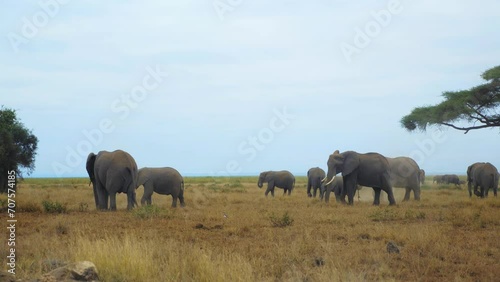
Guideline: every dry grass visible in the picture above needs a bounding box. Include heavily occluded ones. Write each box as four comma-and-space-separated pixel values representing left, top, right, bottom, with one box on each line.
1, 176, 499, 281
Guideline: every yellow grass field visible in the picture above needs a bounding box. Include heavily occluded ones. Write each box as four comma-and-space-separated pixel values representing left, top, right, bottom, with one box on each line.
1, 176, 499, 281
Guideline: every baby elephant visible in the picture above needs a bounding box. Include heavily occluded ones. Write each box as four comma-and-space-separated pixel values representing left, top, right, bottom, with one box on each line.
258, 170, 295, 197
136, 167, 185, 207
321, 176, 343, 203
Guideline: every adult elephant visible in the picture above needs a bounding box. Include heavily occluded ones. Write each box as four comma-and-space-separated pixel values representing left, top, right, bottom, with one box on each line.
136, 167, 185, 207
386, 157, 421, 201
307, 167, 325, 198
323, 150, 396, 205
419, 169, 426, 185
321, 176, 343, 203
467, 162, 499, 198
86, 150, 138, 210
258, 170, 295, 197
444, 174, 461, 187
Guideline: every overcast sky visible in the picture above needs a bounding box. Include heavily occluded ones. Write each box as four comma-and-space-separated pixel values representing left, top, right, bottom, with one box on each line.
1, 0, 499, 177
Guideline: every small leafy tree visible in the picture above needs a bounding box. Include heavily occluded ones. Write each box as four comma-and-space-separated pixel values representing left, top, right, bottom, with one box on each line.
0, 107, 38, 193
401, 65, 500, 133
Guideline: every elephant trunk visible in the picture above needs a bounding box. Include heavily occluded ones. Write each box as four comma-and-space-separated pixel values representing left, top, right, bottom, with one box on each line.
324, 168, 337, 186
258, 181, 263, 188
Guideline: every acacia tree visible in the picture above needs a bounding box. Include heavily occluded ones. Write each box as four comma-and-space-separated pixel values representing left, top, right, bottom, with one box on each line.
401, 65, 500, 133
0, 107, 38, 193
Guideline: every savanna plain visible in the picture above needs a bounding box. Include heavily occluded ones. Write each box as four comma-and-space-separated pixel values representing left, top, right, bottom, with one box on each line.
1, 176, 499, 282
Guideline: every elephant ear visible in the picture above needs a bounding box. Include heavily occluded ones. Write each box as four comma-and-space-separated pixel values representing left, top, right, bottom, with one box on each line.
86, 153, 96, 182
342, 153, 359, 176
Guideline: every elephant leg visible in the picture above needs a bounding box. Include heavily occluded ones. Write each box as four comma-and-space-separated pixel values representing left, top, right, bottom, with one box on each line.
340, 183, 348, 204
126, 190, 136, 210
179, 192, 186, 207
313, 187, 317, 198
288, 188, 291, 196
97, 187, 107, 210
271, 187, 275, 197
142, 184, 154, 205
372, 188, 381, 205
92, 185, 99, 209
324, 188, 330, 203
109, 193, 117, 211
171, 195, 178, 208
414, 187, 421, 201
307, 183, 312, 197
344, 177, 356, 205
403, 188, 411, 201
382, 176, 396, 205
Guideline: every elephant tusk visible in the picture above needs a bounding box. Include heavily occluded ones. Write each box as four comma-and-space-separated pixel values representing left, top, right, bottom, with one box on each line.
325, 175, 336, 186
321, 176, 327, 183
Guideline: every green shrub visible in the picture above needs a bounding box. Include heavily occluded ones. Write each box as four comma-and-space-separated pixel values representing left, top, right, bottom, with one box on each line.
270, 211, 294, 227
42, 200, 67, 213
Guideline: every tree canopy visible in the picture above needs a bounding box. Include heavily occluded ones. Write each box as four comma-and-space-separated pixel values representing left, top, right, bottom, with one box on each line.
401, 65, 500, 133
0, 107, 38, 193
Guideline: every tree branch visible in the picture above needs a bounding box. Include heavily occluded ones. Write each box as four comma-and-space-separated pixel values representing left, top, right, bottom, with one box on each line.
437, 122, 496, 134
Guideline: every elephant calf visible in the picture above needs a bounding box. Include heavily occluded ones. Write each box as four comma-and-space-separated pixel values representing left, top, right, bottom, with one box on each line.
321, 176, 343, 203
136, 167, 185, 207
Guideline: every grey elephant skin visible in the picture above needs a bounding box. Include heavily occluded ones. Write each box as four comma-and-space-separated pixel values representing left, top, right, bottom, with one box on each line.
258, 170, 295, 197
419, 169, 426, 185
321, 176, 343, 203
136, 167, 185, 207
467, 162, 499, 198
86, 150, 138, 210
386, 157, 421, 201
324, 150, 396, 205
307, 167, 325, 198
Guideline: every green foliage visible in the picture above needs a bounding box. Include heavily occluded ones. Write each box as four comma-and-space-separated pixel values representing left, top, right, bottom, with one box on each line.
269, 211, 294, 227
482, 65, 500, 81
132, 205, 171, 219
401, 65, 500, 133
0, 106, 39, 193
42, 200, 67, 213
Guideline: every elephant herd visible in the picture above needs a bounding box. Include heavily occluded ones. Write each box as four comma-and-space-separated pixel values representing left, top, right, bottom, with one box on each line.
85, 149, 498, 210
86, 150, 184, 210
261, 150, 499, 206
